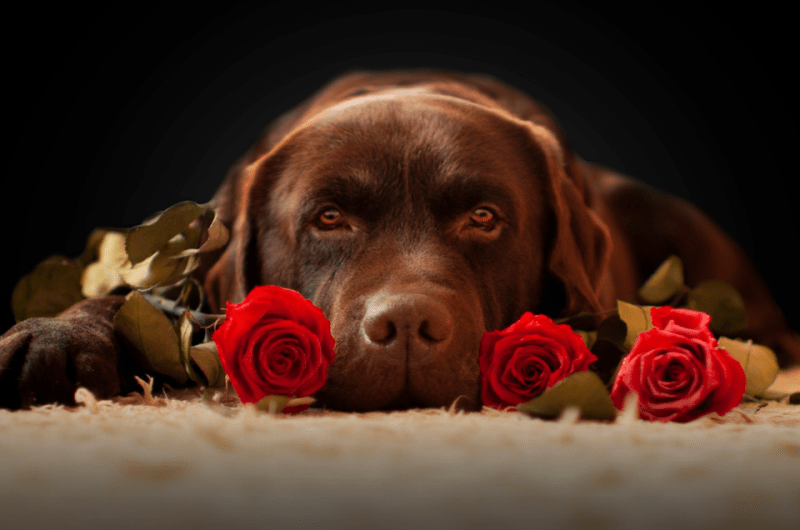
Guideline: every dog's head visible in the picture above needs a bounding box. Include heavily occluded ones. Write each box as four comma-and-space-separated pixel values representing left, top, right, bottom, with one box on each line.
206, 81, 612, 410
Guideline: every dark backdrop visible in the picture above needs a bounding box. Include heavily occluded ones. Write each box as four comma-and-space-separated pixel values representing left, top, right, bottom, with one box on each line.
6, 4, 798, 333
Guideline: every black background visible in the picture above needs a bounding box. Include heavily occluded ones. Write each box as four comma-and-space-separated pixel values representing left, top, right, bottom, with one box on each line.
5, 3, 798, 333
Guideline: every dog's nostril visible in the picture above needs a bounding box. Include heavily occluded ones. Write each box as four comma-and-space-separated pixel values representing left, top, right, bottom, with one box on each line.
362, 293, 453, 357
418, 320, 442, 343
364, 316, 397, 344
363, 300, 400, 344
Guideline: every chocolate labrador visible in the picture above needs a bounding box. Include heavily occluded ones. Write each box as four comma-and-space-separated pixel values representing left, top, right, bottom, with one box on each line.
2, 69, 798, 411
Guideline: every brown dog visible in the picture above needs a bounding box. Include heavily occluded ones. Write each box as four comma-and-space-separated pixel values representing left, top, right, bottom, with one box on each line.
2, 69, 798, 410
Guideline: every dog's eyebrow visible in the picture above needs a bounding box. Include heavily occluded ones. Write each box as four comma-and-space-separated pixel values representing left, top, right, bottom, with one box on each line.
297, 171, 517, 227
429, 174, 517, 222
298, 173, 387, 221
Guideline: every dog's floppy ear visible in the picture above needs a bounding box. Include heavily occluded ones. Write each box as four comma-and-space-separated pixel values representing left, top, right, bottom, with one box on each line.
203, 142, 301, 311
527, 123, 613, 317
202, 159, 255, 311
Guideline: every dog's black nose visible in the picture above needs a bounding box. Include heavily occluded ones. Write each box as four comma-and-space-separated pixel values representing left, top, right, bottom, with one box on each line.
361, 293, 454, 364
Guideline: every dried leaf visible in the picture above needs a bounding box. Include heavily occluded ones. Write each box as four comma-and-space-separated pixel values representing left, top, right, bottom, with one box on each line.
687, 280, 747, 335
81, 231, 128, 298
198, 212, 229, 253
178, 311, 196, 381
638, 255, 685, 304
125, 201, 206, 265
190, 342, 225, 388
113, 291, 187, 384
78, 228, 113, 267
515, 371, 617, 421
119, 251, 192, 290
11, 256, 85, 321
119, 202, 227, 289
617, 300, 655, 350
162, 230, 202, 257
171, 211, 230, 259
718, 337, 779, 397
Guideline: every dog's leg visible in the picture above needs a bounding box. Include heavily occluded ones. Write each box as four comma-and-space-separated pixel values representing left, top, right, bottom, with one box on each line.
0, 296, 146, 409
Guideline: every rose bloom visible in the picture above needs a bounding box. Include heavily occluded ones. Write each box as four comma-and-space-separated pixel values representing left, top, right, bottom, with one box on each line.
479, 312, 597, 409
610, 307, 746, 422
212, 286, 335, 409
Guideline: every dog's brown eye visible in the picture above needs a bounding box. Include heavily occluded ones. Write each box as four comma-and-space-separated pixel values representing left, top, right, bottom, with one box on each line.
318, 208, 344, 227
470, 207, 496, 228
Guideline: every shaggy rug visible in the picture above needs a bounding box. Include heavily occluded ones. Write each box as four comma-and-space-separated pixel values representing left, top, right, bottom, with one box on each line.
2, 368, 800, 530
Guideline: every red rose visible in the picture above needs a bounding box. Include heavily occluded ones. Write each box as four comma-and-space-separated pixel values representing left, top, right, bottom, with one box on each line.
479, 312, 598, 409
610, 307, 745, 422
212, 286, 335, 409
650, 306, 716, 344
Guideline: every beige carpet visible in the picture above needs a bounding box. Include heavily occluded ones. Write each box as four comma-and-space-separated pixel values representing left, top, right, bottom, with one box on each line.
2, 368, 800, 530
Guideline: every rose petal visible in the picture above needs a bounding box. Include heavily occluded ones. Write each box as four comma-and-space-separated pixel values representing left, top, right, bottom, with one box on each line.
227, 320, 307, 397
704, 346, 747, 415
648, 349, 703, 399
650, 306, 716, 344
509, 355, 551, 397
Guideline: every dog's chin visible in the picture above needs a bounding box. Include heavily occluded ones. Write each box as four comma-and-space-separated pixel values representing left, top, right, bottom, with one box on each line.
312, 390, 413, 412
381, 387, 481, 412
314, 382, 482, 412
380, 387, 425, 411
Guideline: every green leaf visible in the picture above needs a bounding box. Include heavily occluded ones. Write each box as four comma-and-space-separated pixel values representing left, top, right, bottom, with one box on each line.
556, 312, 600, 331
11, 256, 85, 321
125, 201, 206, 265
638, 255, 685, 304
81, 231, 128, 298
190, 342, 226, 388
687, 280, 747, 335
576, 330, 597, 350
590, 339, 627, 386
718, 337, 779, 397
617, 300, 655, 350
757, 389, 790, 401
515, 371, 617, 421
254, 395, 293, 414
596, 314, 628, 350
112, 291, 188, 384
591, 315, 629, 384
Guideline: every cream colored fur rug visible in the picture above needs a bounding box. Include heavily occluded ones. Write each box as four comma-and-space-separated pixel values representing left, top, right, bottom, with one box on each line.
3, 368, 800, 530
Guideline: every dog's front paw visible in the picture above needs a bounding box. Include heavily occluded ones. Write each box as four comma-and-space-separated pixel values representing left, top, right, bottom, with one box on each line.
0, 296, 126, 409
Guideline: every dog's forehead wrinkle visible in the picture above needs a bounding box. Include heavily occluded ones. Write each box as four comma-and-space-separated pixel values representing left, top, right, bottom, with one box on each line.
293, 97, 536, 221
